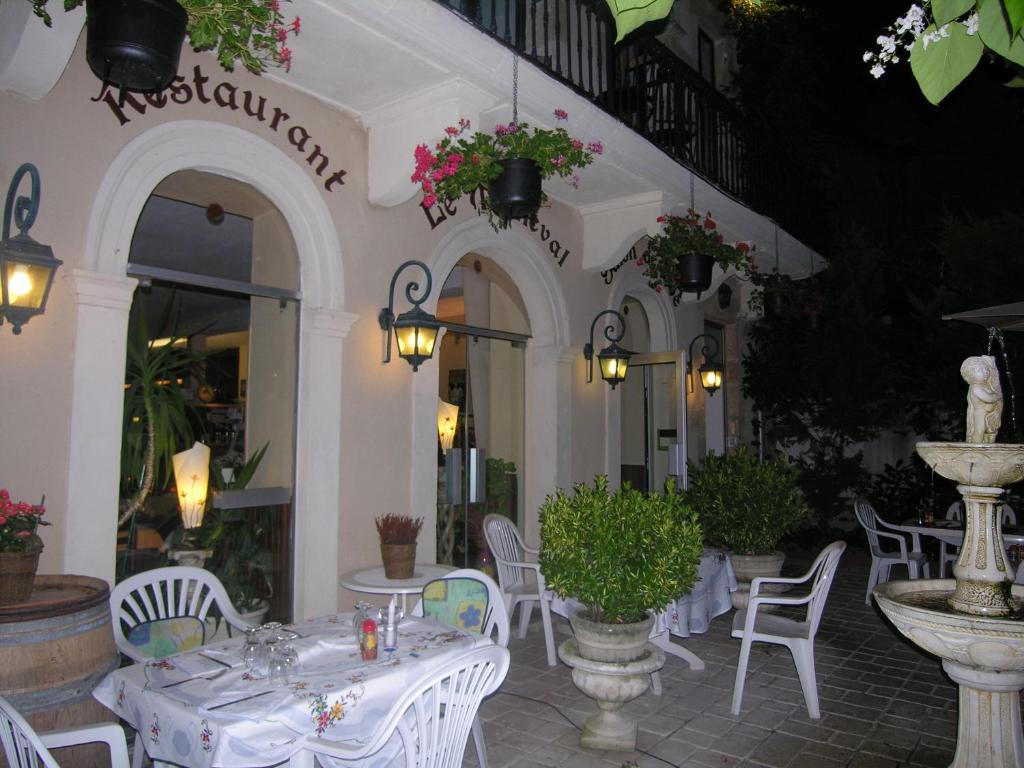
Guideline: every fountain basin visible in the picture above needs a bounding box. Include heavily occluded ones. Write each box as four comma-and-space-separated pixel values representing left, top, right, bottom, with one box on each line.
916, 442, 1024, 487
874, 579, 1024, 670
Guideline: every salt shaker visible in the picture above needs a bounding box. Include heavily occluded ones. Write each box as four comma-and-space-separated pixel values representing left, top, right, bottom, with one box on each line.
360, 618, 378, 661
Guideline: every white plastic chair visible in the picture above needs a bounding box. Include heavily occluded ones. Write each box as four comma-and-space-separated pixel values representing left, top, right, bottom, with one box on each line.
853, 499, 930, 605
302, 645, 510, 768
411, 568, 509, 768
110, 566, 253, 768
0, 696, 130, 768
940, 501, 1016, 577
730, 541, 846, 720
483, 513, 557, 666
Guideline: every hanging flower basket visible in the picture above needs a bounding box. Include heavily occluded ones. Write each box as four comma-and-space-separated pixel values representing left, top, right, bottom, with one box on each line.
85, 0, 188, 93
412, 111, 603, 230
642, 211, 754, 304
488, 158, 543, 224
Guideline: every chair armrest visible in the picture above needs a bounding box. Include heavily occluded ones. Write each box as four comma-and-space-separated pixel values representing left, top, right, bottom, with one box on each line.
522, 542, 540, 557
872, 528, 910, 557
41, 723, 130, 768
749, 592, 813, 610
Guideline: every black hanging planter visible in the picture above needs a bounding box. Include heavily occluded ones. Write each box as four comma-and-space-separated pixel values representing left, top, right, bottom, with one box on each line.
86, 0, 188, 93
488, 158, 542, 225
675, 253, 714, 296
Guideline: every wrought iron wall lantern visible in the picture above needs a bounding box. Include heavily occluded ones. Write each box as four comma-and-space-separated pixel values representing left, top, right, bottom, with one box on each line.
584, 309, 632, 389
379, 260, 442, 371
687, 333, 724, 396
1, 164, 63, 335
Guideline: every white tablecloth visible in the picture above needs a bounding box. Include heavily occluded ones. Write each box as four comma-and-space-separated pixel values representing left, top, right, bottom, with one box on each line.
93, 614, 488, 768
549, 548, 737, 637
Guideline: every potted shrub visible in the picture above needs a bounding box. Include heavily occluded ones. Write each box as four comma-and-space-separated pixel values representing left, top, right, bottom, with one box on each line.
540, 475, 702, 656
687, 446, 808, 607
642, 210, 754, 302
375, 514, 424, 580
30, 0, 301, 92
540, 476, 702, 750
411, 110, 603, 229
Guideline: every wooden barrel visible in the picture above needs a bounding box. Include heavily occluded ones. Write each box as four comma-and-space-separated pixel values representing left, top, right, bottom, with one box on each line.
0, 575, 120, 768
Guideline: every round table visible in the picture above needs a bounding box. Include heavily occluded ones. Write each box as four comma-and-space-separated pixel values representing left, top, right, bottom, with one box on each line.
339, 564, 455, 614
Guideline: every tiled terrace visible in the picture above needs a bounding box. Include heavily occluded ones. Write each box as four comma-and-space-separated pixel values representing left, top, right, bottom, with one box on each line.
473, 549, 961, 768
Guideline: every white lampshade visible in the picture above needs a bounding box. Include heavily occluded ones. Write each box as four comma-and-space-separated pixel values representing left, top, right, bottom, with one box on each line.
172, 441, 211, 529
437, 398, 459, 453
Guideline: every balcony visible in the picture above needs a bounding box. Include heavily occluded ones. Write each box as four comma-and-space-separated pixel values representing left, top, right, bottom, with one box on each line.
435, 0, 801, 243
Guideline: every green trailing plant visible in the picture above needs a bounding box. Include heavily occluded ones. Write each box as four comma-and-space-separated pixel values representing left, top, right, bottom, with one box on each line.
485, 457, 517, 515
30, 0, 300, 74
375, 514, 424, 545
539, 475, 702, 624
687, 446, 808, 556
119, 295, 207, 526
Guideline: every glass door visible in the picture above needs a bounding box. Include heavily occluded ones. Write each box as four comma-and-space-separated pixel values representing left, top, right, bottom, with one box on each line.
437, 332, 526, 568
620, 352, 686, 492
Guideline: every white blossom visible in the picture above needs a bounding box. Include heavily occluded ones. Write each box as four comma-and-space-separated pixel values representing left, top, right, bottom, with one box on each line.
964, 11, 979, 35
871, 63, 886, 79
863, 51, 874, 62
922, 23, 951, 49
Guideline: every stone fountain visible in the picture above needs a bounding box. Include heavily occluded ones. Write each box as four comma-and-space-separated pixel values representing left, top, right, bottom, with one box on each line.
874, 355, 1024, 768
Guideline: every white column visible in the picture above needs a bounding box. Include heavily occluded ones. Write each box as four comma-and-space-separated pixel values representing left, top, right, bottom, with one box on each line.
524, 344, 574, 547
64, 269, 137, 584
293, 306, 358, 621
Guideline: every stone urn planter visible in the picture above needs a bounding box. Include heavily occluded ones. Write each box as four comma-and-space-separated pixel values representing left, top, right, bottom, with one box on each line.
560, 611, 663, 750
730, 550, 786, 610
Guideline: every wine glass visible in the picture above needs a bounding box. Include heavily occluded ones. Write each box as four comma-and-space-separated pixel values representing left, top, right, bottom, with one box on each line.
242, 627, 264, 678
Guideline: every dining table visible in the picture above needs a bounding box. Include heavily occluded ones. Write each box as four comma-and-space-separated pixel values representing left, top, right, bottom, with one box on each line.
548, 547, 737, 678
92, 613, 490, 767
898, 518, 1024, 582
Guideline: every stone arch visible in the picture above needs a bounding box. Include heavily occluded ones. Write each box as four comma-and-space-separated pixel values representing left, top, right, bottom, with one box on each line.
409, 218, 572, 546
68, 120, 352, 620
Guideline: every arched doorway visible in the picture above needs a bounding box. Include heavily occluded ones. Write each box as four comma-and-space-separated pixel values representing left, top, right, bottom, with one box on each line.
68, 120, 353, 620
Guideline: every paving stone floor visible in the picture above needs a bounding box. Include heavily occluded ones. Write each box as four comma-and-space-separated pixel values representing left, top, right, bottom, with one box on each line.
471, 550, 966, 768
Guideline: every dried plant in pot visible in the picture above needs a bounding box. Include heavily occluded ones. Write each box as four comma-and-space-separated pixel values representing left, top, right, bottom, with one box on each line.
375, 514, 424, 580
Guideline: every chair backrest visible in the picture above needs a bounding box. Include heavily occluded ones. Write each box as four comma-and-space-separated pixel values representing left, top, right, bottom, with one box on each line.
1003, 503, 1016, 525
413, 568, 510, 647
944, 500, 1013, 524
0, 696, 61, 768
310, 645, 510, 768
853, 499, 884, 556
483, 514, 527, 592
803, 541, 847, 637
945, 501, 963, 521
110, 566, 249, 662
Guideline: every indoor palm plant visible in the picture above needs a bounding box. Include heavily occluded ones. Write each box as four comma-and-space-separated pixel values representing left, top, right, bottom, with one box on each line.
0, 489, 49, 605
642, 210, 754, 302
687, 446, 808, 605
412, 110, 603, 229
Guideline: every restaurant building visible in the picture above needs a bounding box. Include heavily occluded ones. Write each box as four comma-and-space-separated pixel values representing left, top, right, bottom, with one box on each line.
0, 0, 818, 620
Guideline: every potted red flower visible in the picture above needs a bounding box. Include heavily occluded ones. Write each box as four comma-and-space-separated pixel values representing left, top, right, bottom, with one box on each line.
641, 210, 754, 303
0, 489, 49, 605
412, 109, 602, 229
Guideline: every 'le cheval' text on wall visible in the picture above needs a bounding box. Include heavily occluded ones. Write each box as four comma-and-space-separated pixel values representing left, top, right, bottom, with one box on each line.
92, 65, 348, 193
422, 188, 572, 268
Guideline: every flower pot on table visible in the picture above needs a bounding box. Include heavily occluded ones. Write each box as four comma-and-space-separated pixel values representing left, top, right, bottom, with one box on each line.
86, 0, 187, 93
488, 158, 542, 224
380, 543, 417, 580
0, 548, 42, 606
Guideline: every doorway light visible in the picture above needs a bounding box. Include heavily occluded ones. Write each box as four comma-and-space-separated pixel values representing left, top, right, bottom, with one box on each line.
584, 309, 633, 389
687, 333, 723, 396
379, 260, 442, 371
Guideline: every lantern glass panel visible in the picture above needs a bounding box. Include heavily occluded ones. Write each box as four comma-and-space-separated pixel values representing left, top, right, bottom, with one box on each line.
3, 261, 50, 309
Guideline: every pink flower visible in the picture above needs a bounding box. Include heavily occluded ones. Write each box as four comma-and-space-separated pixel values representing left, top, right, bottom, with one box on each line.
414, 144, 437, 172
276, 26, 288, 43
654, 285, 662, 293
703, 216, 716, 230
635, 257, 646, 266
445, 126, 460, 136
494, 124, 510, 136
0, 517, 6, 526
432, 169, 445, 182
421, 180, 433, 193
291, 17, 301, 33
471, 153, 480, 165
279, 47, 292, 71
14, 531, 30, 538
737, 242, 750, 254
554, 108, 569, 120
269, 0, 280, 11
571, 139, 583, 150
458, 118, 471, 130
656, 215, 666, 223
552, 155, 566, 167
587, 141, 604, 154
422, 194, 437, 209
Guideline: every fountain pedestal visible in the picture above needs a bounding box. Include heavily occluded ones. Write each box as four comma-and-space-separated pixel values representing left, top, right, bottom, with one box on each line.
944, 661, 1024, 768
948, 483, 1017, 616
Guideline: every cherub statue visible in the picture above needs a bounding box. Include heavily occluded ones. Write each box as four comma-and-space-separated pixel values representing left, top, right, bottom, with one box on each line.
961, 355, 1002, 444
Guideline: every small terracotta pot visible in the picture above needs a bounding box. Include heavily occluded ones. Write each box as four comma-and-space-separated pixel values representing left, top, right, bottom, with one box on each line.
0, 547, 42, 606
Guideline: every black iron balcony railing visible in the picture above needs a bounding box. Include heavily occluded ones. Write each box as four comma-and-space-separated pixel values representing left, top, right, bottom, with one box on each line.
435, 0, 802, 241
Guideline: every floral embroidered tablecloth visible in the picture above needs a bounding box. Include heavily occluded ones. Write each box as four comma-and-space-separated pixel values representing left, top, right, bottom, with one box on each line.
93, 614, 488, 767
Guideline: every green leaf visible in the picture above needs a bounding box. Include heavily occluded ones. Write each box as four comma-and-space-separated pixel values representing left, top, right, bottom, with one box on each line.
933, 0, 978, 25
909, 23, 984, 104
1002, 0, 1024, 36
979, 0, 1024, 65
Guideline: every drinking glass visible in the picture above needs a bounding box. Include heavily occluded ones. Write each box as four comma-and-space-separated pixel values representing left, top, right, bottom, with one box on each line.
278, 642, 300, 682
242, 627, 264, 677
